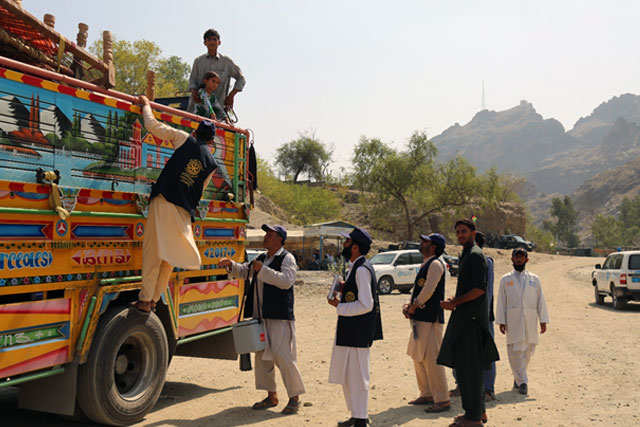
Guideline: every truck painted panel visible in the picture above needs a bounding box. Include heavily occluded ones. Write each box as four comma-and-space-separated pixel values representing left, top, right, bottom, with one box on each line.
0, 298, 72, 377
177, 279, 242, 337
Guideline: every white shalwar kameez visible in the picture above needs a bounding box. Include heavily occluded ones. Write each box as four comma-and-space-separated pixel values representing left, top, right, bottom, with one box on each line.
229, 248, 305, 398
329, 256, 373, 420
495, 269, 549, 386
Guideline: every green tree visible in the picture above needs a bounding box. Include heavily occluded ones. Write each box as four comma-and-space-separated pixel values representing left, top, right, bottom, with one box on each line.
352, 131, 491, 240
591, 215, 623, 247
90, 38, 190, 97
274, 132, 333, 183
543, 196, 580, 247
257, 158, 340, 224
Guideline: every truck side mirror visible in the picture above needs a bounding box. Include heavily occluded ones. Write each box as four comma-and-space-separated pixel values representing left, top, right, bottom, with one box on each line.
595, 264, 601, 269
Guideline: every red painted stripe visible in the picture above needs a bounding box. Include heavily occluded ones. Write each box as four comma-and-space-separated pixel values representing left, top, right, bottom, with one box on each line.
88, 93, 103, 103
0, 299, 70, 314
78, 189, 92, 197
57, 85, 76, 96
20, 74, 44, 87
8, 183, 25, 192
0, 347, 69, 378
115, 100, 130, 110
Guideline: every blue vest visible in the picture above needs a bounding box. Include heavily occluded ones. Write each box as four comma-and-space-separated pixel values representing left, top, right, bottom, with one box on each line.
336, 257, 383, 348
410, 256, 445, 323
150, 135, 217, 219
244, 251, 295, 321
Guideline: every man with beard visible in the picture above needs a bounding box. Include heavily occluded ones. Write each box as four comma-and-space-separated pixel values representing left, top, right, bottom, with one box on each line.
495, 247, 549, 395
219, 224, 305, 415
328, 227, 383, 427
437, 219, 499, 427
404, 233, 450, 413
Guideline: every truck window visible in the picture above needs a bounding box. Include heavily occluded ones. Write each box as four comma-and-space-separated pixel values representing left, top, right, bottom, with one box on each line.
603, 255, 615, 270
613, 254, 623, 270
396, 253, 412, 265
628, 254, 640, 270
409, 252, 423, 264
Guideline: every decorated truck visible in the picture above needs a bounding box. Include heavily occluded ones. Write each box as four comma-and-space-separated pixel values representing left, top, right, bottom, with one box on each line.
0, 2, 254, 425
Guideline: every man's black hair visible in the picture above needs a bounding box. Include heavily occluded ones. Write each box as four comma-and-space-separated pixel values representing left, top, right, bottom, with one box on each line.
434, 245, 445, 257
455, 218, 476, 231
475, 231, 485, 248
203, 29, 221, 41
355, 242, 371, 256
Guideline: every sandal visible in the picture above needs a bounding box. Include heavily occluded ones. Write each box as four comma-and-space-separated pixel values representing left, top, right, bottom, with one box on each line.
453, 413, 487, 424
131, 300, 151, 314
425, 401, 451, 413
409, 396, 434, 405
251, 397, 278, 410
281, 399, 300, 415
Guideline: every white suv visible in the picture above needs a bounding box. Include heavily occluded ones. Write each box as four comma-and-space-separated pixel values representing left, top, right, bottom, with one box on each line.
369, 250, 424, 294
592, 250, 640, 310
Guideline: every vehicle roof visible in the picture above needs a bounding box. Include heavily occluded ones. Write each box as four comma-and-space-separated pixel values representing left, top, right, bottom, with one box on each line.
604, 250, 640, 256
374, 249, 419, 256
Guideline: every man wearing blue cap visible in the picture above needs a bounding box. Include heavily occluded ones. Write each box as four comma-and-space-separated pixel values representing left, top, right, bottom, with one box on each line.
219, 224, 305, 415
404, 233, 450, 413
133, 95, 219, 313
328, 227, 383, 427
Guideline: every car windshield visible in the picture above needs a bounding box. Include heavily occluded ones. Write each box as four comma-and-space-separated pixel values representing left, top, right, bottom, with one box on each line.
514, 236, 526, 242
369, 253, 396, 265
629, 254, 640, 270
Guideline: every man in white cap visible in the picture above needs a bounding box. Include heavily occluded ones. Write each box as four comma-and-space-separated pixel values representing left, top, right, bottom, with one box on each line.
496, 247, 549, 395
219, 224, 305, 415
328, 227, 383, 427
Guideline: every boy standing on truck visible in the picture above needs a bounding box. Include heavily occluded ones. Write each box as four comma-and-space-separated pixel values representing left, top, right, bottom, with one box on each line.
188, 28, 246, 114
132, 95, 219, 313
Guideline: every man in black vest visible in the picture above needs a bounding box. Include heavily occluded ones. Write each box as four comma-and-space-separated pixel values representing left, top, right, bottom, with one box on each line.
437, 219, 499, 426
328, 227, 383, 427
133, 95, 219, 313
404, 233, 451, 413
219, 224, 305, 415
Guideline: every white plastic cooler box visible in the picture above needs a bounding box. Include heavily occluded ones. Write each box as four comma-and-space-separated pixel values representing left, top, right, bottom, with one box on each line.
232, 319, 266, 353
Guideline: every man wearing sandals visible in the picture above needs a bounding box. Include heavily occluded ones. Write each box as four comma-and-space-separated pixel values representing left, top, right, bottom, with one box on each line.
132, 95, 219, 314
219, 224, 305, 415
404, 233, 451, 413
437, 219, 499, 426
328, 227, 383, 427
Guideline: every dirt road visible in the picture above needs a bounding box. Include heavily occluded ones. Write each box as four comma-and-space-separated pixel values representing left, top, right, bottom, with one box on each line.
2, 250, 639, 426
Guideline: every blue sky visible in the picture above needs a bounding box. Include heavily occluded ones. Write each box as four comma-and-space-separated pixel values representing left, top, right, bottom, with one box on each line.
26, 0, 640, 173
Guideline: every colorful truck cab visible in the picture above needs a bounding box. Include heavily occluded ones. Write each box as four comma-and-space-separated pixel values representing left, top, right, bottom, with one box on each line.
0, 3, 253, 425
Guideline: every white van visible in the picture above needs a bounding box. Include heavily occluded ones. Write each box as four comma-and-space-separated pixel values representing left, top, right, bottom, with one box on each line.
592, 250, 640, 309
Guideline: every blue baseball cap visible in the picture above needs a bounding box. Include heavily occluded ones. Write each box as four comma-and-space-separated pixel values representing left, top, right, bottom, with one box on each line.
262, 224, 287, 243
420, 233, 446, 248
196, 120, 216, 141
341, 227, 372, 247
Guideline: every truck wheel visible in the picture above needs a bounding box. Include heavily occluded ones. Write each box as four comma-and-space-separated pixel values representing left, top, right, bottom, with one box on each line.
593, 282, 605, 305
377, 276, 394, 294
77, 306, 169, 426
611, 288, 626, 310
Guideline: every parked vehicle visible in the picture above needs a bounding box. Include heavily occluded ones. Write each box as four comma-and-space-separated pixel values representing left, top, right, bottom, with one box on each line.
592, 250, 640, 309
443, 253, 459, 276
0, 7, 254, 425
369, 249, 453, 294
495, 234, 535, 251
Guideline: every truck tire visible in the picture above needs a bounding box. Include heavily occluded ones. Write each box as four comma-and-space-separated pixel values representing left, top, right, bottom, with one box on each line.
77, 306, 169, 426
611, 287, 626, 310
593, 281, 605, 305
377, 276, 394, 294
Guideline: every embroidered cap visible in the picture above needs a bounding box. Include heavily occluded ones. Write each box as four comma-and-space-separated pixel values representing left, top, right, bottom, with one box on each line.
262, 224, 287, 243
420, 233, 446, 249
196, 120, 216, 141
341, 227, 372, 247
512, 247, 528, 257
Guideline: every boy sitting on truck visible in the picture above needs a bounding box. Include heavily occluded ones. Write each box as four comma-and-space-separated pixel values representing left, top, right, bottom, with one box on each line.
132, 95, 219, 313
195, 71, 229, 123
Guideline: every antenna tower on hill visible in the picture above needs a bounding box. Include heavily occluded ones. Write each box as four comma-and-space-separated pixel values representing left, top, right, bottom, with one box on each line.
481, 81, 486, 110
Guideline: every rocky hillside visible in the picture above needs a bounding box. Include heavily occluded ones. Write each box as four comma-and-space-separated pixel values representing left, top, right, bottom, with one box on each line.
432, 94, 640, 195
